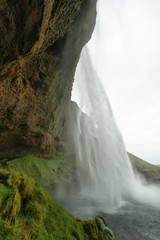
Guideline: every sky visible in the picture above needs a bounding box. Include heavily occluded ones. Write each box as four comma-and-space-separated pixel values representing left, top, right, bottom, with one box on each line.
87, 0, 160, 165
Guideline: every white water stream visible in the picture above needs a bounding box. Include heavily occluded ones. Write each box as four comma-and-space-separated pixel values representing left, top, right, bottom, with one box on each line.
71, 47, 160, 214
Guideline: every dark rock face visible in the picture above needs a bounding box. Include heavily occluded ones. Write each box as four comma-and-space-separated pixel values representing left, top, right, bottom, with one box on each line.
0, 0, 97, 157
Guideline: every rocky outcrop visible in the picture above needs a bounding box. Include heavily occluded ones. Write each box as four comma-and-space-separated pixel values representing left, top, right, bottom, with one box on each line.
0, 0, 97, 158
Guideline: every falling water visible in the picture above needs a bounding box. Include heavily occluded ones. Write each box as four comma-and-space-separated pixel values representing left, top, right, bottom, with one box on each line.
71, 47, 135, 211
70, 47, 160, 215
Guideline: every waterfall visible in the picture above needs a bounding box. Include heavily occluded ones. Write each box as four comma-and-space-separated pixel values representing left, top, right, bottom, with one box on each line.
70, 47, 160, 215
71, 47, 135, 212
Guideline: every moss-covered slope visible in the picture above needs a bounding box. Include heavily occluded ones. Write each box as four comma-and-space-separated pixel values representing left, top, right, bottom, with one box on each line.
2, 154, 66, 189
0, 169, 84, 240
0, 156, 115, 240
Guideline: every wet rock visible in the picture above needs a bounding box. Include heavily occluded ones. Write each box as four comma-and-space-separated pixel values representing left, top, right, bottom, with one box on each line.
0, 0, 97, 158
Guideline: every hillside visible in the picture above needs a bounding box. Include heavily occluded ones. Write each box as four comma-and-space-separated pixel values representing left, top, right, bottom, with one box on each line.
128, 153, 160, 183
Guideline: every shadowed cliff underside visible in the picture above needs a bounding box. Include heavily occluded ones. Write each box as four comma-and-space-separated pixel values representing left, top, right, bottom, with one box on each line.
0, 0, 97, 158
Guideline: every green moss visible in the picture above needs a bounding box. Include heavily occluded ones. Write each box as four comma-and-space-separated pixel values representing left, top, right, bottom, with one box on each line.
95, 216, 103, 231
97, 216, 108, 228
0, 169, 87, 239
0, 183, 11, 206
0, 155, 114, 240
0, 217, 18, 240
2, 189, 21, 223
83, 220, 99, 240
5, 154, 65, 188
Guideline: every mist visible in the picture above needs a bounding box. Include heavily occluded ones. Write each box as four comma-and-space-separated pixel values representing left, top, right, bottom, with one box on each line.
88, 0, 160, 165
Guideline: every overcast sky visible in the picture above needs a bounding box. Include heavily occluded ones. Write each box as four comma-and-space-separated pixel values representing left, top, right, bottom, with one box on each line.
87, 0, 160, 165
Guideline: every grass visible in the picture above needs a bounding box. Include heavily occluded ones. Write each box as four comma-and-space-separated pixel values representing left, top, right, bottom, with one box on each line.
3, 153, 66, 188
0, 155, 112, 240
0, 217, 17, 240
0, 169, 85, 239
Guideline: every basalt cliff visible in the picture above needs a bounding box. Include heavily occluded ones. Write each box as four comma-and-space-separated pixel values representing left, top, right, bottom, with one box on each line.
0, 0, 97, 158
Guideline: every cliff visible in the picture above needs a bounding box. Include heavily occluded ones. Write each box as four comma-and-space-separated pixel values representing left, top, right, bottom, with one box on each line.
0, 0, 97, 158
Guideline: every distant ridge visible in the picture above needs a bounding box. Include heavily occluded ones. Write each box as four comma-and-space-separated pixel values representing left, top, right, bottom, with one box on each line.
128, 153, 160, 183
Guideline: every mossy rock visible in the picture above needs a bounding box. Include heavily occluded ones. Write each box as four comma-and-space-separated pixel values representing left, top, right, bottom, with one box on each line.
95, 216, 103, 232
82, 218, 112, 240
83, 220, 99, 240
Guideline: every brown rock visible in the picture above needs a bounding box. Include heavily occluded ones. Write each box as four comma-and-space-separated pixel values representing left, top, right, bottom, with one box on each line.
0, 0, 97, 158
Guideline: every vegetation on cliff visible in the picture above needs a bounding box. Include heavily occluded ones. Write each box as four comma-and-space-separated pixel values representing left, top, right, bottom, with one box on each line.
0, 155, 114, 240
